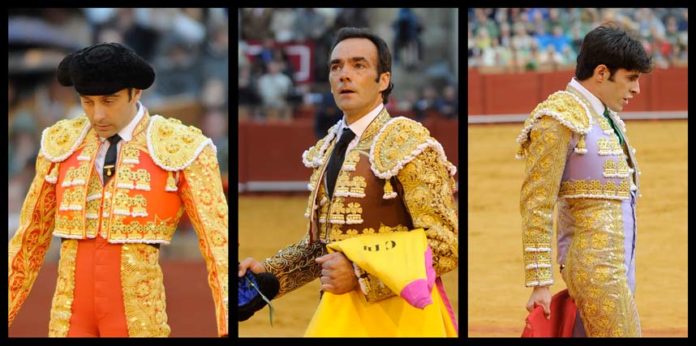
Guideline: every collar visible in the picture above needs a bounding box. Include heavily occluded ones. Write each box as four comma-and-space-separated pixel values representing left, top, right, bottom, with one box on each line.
99, 101, 144, 142
568, 78, 617, 117
339, 103, 384, 139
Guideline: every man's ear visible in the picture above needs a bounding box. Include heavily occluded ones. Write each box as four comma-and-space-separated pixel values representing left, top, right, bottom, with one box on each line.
379, 72, 391, 92
594, 64, 609, 81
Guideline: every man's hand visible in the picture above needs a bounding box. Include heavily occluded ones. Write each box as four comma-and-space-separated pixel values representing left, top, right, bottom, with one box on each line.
315, 252, 358, 295
526, 286, 551, 319
238, 257, 266, 277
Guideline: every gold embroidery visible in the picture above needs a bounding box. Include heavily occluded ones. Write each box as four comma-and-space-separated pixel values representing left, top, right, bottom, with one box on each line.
561, 199, 640, 336
116, 166, 136, 189
345, 202, 364, 225
518, 91, 591, 157
40, 116, 90, 162
342, 150, 360, 171
520, 116, 572, 286
371, 117, 430, 177
397, 146, 458, 277
328, 199, 346, 224
8, 156, 57, 327
559, 179, 631, 199
165, 171, 177, 191
134, 169, 151, 191
148, 116, 210, 170
48, 240, 78, 336
178, 145, 228, 336
262, 234, 324, 298
597, 138, 623, 155
113, 189, 132, 216
121, 243, 171, 336
333, 171, 351, 196
617, 159, 629, 177
603, 159, 617, 177
132, 195, 148, 217
122, 145, 141, 164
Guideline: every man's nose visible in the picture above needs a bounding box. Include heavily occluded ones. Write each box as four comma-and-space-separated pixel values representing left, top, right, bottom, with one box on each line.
338, 67, 351, 82
631, 81, 640, 95
93, 104, 108, 121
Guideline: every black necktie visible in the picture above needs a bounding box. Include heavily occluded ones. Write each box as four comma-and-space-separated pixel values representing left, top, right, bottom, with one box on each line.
103, 134, 121, 184
325, 128, 356, 198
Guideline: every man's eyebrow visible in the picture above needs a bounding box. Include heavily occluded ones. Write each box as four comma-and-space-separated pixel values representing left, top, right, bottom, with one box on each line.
329, 57, 369, 65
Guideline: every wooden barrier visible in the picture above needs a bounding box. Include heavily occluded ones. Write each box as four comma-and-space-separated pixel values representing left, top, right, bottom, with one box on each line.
468, 67, 688, 115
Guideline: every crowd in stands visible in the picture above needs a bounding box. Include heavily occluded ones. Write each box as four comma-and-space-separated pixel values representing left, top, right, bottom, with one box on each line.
468, 8, 688, 72
238, 8, 458, 131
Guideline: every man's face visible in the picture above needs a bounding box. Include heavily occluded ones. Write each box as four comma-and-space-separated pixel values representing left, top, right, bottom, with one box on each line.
598, 68, 642, 112
329, 38, 390, 119
80, 88, 141, 138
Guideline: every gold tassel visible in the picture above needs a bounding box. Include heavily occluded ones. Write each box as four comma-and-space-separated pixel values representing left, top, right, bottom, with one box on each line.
166, 171, 178, 191
46, 163, 59, 184
574, 135, 587, 154
383, 179, 397, 199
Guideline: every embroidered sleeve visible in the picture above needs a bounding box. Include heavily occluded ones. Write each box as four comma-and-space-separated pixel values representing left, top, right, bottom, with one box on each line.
520, 116, 572, 287
262, 234, 324, 298
178, 145, 229, 337
8, 155, 58, 327
397, 147, 459, 276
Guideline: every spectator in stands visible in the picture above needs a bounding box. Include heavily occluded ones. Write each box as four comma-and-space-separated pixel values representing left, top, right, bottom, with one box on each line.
257, 60, 293, 121
294, 8, 328, 42
270, 8, 297, 43
238, 65, 261, 121
539, 44, 565, 68
392, 8, 424, 70
435, 84, 458, 119
154, 35, 201, 98
241, 8, 273, 41
414, 85, 439, 120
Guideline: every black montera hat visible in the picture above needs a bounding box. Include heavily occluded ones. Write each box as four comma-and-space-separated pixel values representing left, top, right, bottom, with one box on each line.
57, 42, 155, 95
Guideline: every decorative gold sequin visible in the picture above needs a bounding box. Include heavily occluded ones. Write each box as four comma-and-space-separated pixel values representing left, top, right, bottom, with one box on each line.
148, 115, 210, 171
134, 169, 151, 191
371, 117, 430, 178
48, 239, 78, 336
597, 138, 624, 156
341, 150, 361, 171
8, 156, 57, 327
520, 116, 572, 286
121, 243, 171, 337
328, 199, 346, 224
397, 146, 458, 277
178, 145, 228, 336
561, 199, 641, 336
559, 179, 630, 199
344, 202, 364, 225
40, 116, 90, 162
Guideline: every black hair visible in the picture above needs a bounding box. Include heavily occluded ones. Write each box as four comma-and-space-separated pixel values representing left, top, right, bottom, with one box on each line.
575, 23, 653, 81
330, 27, 393, 104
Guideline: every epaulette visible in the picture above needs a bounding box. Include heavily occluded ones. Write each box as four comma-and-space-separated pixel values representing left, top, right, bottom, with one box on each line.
147, 115, 214, 171
40, 116, 91, 162
516, 91, 592, 159
369, 116, 457, 180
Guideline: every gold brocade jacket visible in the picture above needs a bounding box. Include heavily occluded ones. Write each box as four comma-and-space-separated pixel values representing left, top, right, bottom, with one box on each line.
263, 108, 458, 302
8, 111, 228, 336
516, 88, 640, 288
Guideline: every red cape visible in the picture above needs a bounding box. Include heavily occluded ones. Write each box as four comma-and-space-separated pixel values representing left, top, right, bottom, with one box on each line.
521, 289, 578, 337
